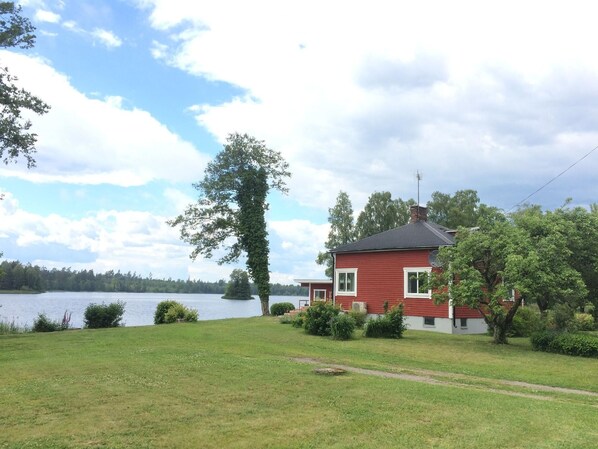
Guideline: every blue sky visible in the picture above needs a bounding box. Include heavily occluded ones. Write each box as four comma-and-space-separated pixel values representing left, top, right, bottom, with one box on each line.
1, 0, 598, 283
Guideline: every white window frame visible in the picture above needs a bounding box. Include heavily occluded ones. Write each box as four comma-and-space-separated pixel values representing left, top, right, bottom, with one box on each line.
335, 268, 357, 296
403, 267, 432, 299
313, 289, 327, 301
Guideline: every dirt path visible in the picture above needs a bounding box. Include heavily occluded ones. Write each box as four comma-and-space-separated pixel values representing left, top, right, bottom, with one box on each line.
291, 357, 598, 401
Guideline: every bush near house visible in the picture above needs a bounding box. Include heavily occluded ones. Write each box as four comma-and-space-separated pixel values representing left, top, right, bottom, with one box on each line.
573, 313, 595, 331
364, 305, 407, 339
348, 310, 367, 328
531, 331, 598, 358
508, 306, 544, 337
330, 313, 356, 340
291, 311, 305, 328
270, 302, 295, 316
84, 301, 125, 329
303, 301, 340, 336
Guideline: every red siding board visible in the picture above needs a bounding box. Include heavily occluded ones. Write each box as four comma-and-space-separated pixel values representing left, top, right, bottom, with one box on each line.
454, 306, 483, 318
335, 250, 451, 316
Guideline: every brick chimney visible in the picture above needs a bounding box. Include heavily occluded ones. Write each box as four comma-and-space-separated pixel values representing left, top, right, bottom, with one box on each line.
409, 205, 428, 223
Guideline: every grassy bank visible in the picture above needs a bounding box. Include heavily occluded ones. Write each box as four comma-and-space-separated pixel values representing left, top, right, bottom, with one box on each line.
1, 318, 597, 448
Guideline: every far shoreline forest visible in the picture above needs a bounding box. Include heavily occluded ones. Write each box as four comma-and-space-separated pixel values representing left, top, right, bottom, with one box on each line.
0, 260, 307, 296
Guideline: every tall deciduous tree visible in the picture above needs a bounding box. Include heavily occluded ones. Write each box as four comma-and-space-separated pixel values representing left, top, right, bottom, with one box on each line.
316, 191, 356, 278
427, 189, 500, 229
169, 133, 290, 315
355, 191, 415, 239
0, 2, 49, 167
512, 205, 591, 314
430, 219, 526, 344
430, 211, 589, 343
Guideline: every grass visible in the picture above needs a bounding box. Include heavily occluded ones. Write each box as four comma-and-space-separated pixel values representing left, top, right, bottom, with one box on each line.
0, 318, 29, 335
1, 317, 597, 448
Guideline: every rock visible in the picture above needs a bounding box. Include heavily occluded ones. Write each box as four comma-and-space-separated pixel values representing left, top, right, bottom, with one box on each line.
314, 367, 346, 376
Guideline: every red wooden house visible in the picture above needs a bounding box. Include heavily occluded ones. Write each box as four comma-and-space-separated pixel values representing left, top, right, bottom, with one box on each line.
329, 205, 486, 334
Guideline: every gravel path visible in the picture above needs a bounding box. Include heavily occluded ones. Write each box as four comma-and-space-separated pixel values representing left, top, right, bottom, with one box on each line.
292, 357, 598, 401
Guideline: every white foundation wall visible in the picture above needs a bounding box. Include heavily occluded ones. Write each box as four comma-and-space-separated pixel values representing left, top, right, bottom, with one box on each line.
402, 316, 488, 334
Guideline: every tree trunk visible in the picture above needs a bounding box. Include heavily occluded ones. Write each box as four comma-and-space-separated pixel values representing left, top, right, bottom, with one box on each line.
260, 295, 270, 316
493, 324, 508, 344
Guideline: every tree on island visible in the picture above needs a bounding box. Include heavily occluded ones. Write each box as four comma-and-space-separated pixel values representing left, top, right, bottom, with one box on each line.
222, 269, 252, 300
169, 133, 290, 315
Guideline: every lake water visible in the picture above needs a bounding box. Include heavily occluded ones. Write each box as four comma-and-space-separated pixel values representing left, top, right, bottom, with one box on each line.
0, 292, 307, 328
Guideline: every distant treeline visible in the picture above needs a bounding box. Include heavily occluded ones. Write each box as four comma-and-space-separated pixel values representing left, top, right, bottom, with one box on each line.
0, 260, 307, 296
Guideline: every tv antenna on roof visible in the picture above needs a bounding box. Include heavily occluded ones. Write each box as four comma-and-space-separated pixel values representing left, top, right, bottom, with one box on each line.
416, 170, 422, 206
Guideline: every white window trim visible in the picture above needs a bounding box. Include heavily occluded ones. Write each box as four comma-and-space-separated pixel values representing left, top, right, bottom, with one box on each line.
403, 267, 432, 299
313, 289, 327, 301
335, 268, 357, 297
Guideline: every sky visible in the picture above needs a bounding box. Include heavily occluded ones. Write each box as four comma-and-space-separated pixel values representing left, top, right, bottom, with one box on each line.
1, 0, 597, 284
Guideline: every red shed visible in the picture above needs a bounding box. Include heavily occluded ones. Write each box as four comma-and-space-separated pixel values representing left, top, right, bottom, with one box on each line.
330, 205, 486, 334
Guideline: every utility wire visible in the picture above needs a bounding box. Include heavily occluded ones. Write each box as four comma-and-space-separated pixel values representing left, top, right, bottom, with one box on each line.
508, 143, 598, 212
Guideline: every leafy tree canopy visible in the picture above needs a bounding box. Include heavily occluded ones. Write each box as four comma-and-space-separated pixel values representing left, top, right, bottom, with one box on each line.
355, 191, 415, 239
430, 211, 588, 344
427, 189, 501, 229
0, 1, 49, 168
316, 191, 356, 278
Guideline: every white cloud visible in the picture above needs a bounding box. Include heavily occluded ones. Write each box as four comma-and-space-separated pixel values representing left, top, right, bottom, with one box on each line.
136, 0, 598, 211
34, 9, 61, 23
0, 190, 201, 280
91, 28, 123, 48
0, 51, 210, 186
0, 190, 324, 282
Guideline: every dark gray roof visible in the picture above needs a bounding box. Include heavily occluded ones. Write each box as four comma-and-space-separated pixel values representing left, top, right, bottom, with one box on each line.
332, 221, 455, 254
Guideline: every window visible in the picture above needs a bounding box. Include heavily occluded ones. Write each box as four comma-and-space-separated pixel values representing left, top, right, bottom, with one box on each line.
460, 318, 468, 328
403, 268, 432, 298
313, 289, 326, 301
424, 317, 435, 326
335, 269, 357, 296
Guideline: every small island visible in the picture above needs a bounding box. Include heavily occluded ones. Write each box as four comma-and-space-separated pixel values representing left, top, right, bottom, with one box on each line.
221, 269, 253, 300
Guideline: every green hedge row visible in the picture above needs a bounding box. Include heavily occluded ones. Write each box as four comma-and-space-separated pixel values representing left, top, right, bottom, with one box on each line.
531, 331, 598, 358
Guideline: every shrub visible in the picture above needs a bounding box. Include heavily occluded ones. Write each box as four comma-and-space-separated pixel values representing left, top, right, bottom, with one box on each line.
270, 302, 295, 316
509, 306, 543, 337
291, 311, 305, 328
573, 313, 595, 331
530, 330, 559, 352
163, 302, 199, 323
549, 303, 575, 331
32, 313, 61, 332
364, 305, 406, 339
303, 302, 340, 336
531, 331, 598, 358
330, 313, 356, 340
84, 301, 125, 329
348, 310, 367, 328
154, 300, 179, 324
279, 314, 293, 324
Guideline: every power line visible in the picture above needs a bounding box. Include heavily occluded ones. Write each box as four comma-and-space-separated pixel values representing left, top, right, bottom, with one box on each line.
508, 143, 598, 212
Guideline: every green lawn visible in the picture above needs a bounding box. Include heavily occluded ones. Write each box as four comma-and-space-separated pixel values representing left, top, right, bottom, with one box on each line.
1, 318, 597, 448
